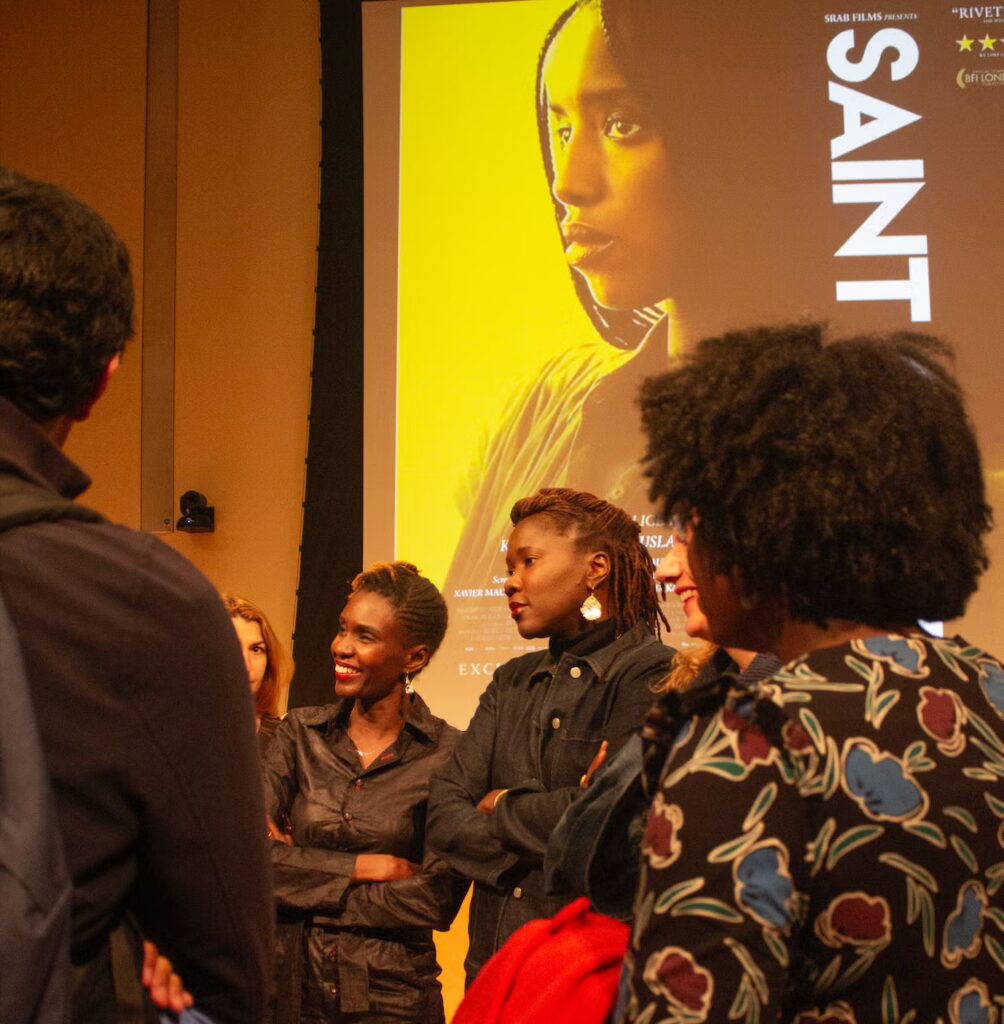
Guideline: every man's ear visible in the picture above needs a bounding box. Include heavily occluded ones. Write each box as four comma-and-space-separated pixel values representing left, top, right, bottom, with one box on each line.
73, 352, 121, 421
585, 550, 611, 591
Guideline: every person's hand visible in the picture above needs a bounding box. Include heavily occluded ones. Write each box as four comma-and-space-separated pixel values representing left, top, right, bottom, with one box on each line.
267, 814, 293, 845
351, 854, 420, 882
580, 740, 609, 789
142, 940, 194, 1014
476, 789, 508, 815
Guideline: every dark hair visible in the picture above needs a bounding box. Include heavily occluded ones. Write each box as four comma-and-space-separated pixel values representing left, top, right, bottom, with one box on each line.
0, 167, 133, 421
535, 0, 672, 350
510, 486, 667, 636
349, 562, 448, 671
640, 322, 992, 627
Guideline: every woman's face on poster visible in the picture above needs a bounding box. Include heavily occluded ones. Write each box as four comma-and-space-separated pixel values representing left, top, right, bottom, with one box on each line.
542, 3, 674, 311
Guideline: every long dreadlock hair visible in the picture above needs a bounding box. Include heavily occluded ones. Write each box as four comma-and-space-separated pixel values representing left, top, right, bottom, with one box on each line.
510, 487, 668, 637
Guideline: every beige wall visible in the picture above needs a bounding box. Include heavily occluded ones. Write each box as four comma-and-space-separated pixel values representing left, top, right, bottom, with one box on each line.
0, 0, 319, 659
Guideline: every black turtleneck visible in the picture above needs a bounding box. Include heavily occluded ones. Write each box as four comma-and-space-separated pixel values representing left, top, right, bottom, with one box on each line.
548, 618, 618, 662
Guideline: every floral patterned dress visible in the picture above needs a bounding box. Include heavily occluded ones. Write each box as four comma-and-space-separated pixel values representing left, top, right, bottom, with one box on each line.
623, 634, 1004, 1024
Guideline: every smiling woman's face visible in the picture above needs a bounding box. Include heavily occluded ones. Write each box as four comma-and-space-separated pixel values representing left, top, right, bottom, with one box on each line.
655, 536, 712, 642
330, 591, 417, 703
542, 2, 675, 311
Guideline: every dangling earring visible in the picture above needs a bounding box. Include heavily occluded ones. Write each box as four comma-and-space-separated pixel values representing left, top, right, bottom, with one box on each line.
580, 585, 602, 622
404, 672, 414, 695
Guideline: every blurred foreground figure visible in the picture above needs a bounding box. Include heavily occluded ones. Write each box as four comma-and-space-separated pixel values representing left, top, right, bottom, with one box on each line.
0, 167, 272, 1023
624, 322, 1002, 1022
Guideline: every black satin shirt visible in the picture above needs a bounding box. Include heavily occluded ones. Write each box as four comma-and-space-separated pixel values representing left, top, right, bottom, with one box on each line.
261, 693, 467, 1022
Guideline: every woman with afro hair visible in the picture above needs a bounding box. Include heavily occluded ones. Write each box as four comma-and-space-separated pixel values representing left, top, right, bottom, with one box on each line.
622, 322, 1002, 1022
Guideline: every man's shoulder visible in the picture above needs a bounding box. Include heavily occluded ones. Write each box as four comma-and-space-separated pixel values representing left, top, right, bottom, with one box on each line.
0, 513, 237, 707
5, 512, 219, 608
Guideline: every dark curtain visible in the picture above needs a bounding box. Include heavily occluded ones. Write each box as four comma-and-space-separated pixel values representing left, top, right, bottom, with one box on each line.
290, 0, 364, 709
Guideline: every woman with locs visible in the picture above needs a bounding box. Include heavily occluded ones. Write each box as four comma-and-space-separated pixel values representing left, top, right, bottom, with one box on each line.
427, 487, 674, 984
262, 562, 467, 1024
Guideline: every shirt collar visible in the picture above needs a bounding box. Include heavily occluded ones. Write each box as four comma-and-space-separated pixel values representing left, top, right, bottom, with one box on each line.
0, 397, 91, 499
532, 619, 655, 682
328, 689, 440, 744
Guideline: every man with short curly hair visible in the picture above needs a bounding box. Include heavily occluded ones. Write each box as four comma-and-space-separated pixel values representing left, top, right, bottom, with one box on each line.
0, 167, 273, 1023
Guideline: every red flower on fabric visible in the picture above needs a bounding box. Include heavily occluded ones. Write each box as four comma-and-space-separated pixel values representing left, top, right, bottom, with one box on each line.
782, 720, 813, 753
792, 1003, 857, 1024
641, 794, 683, 870
917, 686, 967, 756
642, 946, 713, 1017
815, 892, 891, 951
722, 707, 772, 767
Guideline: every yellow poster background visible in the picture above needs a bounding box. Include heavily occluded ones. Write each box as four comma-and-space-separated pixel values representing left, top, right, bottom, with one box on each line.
396, 0, 593, 583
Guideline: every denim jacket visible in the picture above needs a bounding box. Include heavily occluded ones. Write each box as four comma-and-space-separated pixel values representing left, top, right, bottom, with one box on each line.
427, 621, 673, 979
543, 649, 782, 920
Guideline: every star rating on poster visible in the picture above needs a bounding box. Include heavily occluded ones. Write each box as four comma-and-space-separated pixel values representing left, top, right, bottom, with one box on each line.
958, 33, 999, 53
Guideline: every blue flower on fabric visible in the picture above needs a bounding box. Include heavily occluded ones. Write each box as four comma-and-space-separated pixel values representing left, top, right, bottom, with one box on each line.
978, 661, 1004, 718
842, 739, 927, 821
950, 979, 993, 1024
957, 992, 990, 1024
941, 880, 987, 968
733, 842, 794, 929
858, 635, 926, 676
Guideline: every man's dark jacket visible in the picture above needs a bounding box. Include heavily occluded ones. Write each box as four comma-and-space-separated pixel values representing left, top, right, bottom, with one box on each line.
0, 397, 273, 1023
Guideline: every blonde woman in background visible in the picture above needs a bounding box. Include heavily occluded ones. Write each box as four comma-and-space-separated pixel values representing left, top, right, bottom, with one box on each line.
223, 593, 293, 755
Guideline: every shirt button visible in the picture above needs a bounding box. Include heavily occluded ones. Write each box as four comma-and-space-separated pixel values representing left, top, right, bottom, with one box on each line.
570, 666, 582, 679
513, 886, 523, 899
343, 812, 353, 822
551, 717, 561, 729
329, 985, 337, 996
328, 950, 337, 962
354, 779, 363, 790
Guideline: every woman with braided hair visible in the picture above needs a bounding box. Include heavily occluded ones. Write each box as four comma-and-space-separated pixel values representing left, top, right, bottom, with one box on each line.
261, 562, 468, 1023
427, 488, 674, 985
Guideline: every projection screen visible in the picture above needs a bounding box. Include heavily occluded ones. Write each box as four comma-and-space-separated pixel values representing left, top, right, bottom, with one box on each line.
358, 0, 1004, 727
